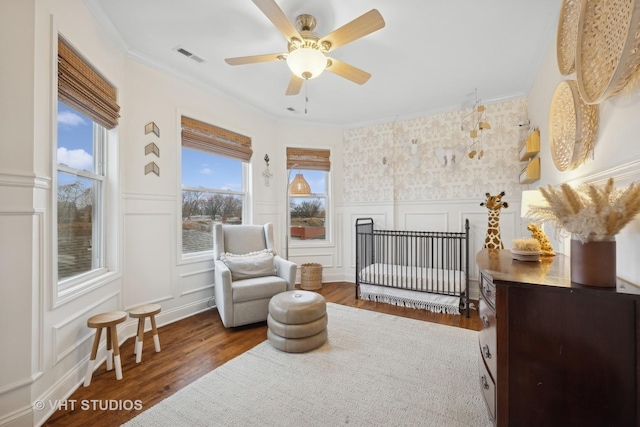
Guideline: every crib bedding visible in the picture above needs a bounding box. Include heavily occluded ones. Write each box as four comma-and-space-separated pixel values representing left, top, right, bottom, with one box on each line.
358, 263, 464, 314
359, 263, 465, 293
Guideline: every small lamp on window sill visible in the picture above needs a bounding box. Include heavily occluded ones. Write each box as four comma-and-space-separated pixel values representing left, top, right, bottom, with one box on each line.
285, 165, 311, 260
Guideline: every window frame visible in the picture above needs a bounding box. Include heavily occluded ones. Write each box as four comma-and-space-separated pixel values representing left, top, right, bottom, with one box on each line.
53, 34, 120, 306
179, 145, 250, 262
286, 147, 331, 248
55, 105, 108, 294
287, 168, 331, 247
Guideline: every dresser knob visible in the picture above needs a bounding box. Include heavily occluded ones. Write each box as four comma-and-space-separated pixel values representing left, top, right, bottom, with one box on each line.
483, 344, 492, 359
484, 285, 492, 296
482, 315, 490, 328
481, 375, 490, 390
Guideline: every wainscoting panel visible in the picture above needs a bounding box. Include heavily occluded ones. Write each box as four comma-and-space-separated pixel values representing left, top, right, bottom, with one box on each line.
51, 292, 120, 365
179, 267, 214, 297
403, 212, 449, 231
123, 212, 174, 308
0, 211, 42, 392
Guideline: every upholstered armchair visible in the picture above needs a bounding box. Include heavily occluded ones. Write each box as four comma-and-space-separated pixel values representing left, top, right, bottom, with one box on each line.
213, 223, 297, 328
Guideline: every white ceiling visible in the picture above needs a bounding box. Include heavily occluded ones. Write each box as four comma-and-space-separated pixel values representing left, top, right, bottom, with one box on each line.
84, 0, 561, 127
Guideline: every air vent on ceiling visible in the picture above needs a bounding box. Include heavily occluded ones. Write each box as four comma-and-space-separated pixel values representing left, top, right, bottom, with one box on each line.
174, 46, 206, 64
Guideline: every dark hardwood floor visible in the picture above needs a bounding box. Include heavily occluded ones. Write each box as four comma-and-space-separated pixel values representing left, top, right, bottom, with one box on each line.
43, 282, 480, 426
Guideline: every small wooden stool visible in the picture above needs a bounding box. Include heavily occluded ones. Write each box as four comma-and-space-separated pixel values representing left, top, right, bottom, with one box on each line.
84, 311, 127, 387
129, 304, 162, 363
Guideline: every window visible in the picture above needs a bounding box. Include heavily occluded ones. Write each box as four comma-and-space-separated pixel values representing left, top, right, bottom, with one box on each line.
57, 102, 105, 280
56, 36, 119, 286
181, 116, 252, 255
287, 148, 330, 242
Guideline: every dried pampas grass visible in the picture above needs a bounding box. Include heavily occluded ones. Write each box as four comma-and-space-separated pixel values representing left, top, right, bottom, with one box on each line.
527, 178, 640, 242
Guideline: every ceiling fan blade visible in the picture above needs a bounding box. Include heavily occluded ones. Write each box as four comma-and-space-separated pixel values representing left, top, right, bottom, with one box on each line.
252, 0, 302, 43
319, 9, 385, 52
326, 58, 371, 85
285, 75, 304, 96
224, 53, 283, 66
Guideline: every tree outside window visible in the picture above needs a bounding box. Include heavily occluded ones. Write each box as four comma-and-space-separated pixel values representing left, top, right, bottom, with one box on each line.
289, 170, 328, 241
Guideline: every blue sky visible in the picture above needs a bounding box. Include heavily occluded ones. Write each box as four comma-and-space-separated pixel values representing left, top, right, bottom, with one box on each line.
57, 102, 93, 172
182, 148, 243, 191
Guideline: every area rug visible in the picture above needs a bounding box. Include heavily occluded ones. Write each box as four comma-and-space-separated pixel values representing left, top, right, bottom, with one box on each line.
124, 303, 491, 427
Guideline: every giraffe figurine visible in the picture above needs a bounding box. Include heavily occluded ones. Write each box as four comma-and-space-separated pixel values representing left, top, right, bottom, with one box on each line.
480, 191, 509, 249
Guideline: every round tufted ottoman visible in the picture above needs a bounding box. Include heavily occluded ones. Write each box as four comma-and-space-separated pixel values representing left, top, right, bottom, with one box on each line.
267, 290, 327, 353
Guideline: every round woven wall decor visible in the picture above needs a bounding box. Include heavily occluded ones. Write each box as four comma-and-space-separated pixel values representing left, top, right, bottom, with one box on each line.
549, 80, 599, 171
576, 0, 640, 104
557, 0, 582, 75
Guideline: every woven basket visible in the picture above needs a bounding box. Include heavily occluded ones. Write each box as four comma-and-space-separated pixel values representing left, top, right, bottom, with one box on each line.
576, 0, 640, 103
557, 0, 582, 75
549, 80, 599, 171
301, 263, 322, 290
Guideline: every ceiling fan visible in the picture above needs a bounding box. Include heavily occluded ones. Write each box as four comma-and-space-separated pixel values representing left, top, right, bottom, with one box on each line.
224, 0, 385, 96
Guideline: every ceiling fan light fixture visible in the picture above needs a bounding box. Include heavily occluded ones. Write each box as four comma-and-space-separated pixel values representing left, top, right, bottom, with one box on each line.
286, 47, 326, 80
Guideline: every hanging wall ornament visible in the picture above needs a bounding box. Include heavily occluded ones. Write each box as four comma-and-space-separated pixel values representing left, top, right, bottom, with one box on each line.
575, 0, 640, 103
549, 80, 598, 171
262, 154, 273, 186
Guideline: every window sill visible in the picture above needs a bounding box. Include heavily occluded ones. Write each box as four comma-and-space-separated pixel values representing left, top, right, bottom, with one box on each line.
54, 269, 118, 309
180, 250, 214, 265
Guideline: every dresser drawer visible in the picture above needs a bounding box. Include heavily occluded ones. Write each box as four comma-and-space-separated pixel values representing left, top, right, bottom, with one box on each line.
478, 297, 497, 377
480, 273, 496, 307
478, 355, 496, 422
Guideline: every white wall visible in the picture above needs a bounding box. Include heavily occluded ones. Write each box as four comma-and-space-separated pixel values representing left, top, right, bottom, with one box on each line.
527, 37, 640, 283
273, 122, 344, 282
1, 1, 127, 425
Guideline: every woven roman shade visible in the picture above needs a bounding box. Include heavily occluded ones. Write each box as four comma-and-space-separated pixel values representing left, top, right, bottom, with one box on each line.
286, 148, 331, 171
57, 37, 120, 129
181, 116, 252, 162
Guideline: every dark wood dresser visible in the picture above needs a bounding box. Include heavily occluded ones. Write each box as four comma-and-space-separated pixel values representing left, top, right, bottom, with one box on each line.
476, 249, 640, 427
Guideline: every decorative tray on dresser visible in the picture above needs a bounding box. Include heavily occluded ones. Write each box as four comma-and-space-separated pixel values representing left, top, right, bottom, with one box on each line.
476, 249, 640, 427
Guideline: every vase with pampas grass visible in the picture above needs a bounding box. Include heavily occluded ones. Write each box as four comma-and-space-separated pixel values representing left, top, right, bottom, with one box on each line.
526, 178, 640, 287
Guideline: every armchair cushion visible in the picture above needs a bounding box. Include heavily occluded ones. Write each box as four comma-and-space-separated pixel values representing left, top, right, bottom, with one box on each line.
220, 249, 277, 280
232, 276, 287, 303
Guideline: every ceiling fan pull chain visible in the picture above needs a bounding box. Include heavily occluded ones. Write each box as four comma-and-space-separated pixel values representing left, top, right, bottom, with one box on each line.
305, 82, 309, 114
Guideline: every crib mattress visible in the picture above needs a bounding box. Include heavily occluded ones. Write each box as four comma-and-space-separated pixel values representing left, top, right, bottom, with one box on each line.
359, 263, 465, 293
358, 263, 465, 315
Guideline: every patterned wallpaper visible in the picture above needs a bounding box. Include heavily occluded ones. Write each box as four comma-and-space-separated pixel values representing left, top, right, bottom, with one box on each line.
343, 98, 530, 203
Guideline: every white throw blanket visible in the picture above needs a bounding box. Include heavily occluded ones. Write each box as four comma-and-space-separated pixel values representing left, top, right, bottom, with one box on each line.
359, 263, 465, 314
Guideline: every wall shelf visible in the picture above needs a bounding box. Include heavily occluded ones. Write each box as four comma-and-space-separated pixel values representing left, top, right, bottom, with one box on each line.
519, 157, 540, 184
519, 129, 540, 161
